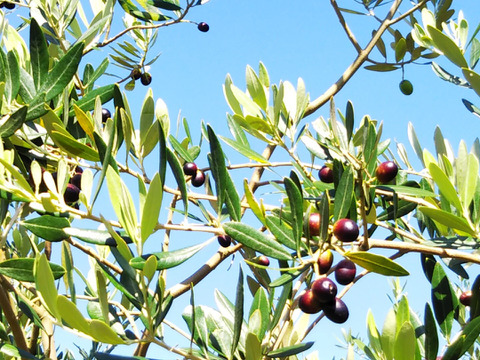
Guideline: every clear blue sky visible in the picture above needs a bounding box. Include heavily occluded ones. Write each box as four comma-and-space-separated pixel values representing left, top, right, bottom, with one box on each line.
12, 1, 480, 358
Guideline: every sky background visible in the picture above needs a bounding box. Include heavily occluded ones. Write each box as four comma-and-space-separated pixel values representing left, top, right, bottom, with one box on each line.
8, 1, 480, 359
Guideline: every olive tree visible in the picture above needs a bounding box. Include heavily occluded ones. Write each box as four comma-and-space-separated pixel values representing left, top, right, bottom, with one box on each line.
0, 0, 479, 359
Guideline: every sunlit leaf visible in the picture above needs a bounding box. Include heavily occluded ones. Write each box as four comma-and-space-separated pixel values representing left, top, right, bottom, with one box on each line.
0, 258, 64, 282
130, 241, 208, 270
427, 25, 468, 68
223, 222, 292, 260
345, 251, 409, 276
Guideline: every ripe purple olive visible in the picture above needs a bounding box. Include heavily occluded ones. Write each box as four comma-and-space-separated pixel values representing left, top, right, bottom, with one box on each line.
335, 259, 356, 285
257, 255, 270, 266
217, 235, 231, 248
317, 249, 334, 275
197, 22, 210, 32
64, 183, 80, 204
323, 298, 349, 324
298, 289, 323, 314
309, 213, 321, 236
141, 72, 152, 86
318, 165, 334, 183
183, 162, 198, 176
311, 277, 337, 304
333, 219, 359, 243
70, 173, 82, 190
191, 170, 205, 187
375, 161, 398, 184
460, 291, 472, 306
101, 108, 111, 123
1, 2, 15, 9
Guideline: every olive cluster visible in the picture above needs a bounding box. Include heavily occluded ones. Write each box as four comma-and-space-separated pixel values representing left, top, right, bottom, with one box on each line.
298, 255, 356, 323
0, 2, 15, 9
131, 68, 152, 86
318, 161, 399, 185
30, 166, 83, 206
183, 162, 205, 187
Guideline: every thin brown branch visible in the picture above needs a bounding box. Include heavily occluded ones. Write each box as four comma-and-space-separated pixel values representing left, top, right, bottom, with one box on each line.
304, 0, 403, 117
330, 0, 362, 53
166, 243, 242, 298
0, 277, 29, 358
65, 238, 123, 274
89, 1, 195, 54
369, 239, 480, 264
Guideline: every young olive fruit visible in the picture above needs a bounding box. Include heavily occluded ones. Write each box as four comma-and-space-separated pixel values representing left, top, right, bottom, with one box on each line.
298, 289, 323, 314
64, 183, 80, 204
376, 161, 398, 184
191, 170, 205, 187
308, 213, 321, 236
333, 219, 359, 243
318, 165, 334, 183
217, 235, 232, 248
460, 291, 472, 306
183, 162, 198, 176
311, 277, 337, 304
317, 249, 334, 275
257, 255, 270, 266
323, 298, 349, 324
101, 108, 111, 123
197, 22, 210, 32
399, 79, 413, 95
335, 259, 356, 285
141, 72, 152, 86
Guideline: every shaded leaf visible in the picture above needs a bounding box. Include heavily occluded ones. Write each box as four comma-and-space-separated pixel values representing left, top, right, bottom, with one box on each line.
22, 215, 70, 242
266, 342, 314, 358
0, 258, 64, 282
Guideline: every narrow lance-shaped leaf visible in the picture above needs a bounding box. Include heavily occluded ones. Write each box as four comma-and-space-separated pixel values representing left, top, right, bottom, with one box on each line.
418, 206, 475, 236
249, 288, 269, 340
223, 222, 292, 260
22, 215, 70, 242
39, 41, 85, 102
266, 342, 314, 358
0, 106, 28, 138
427, 25, 468, 68
428, 162, 462, 212
334, 164, 354, 220
265, 215, 296, 250
207, 125, 241, 220
91, 125, 118, 207
141, 172, 162, 243
283, 177, 303, 252
34, 254, 61, 320
166, 148, 188, 216
231, 266, 244, 357
431, 262, 458, 338
394, 321, 416, 360
130, 241, 209, 270
0, 258, 65, 282
424, 303, 439, 360
244, 179, 266, 225
345, 251, 409, 276
30, 18, 49, 89
57, 295, 91, 335
69, 84, 116, 116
